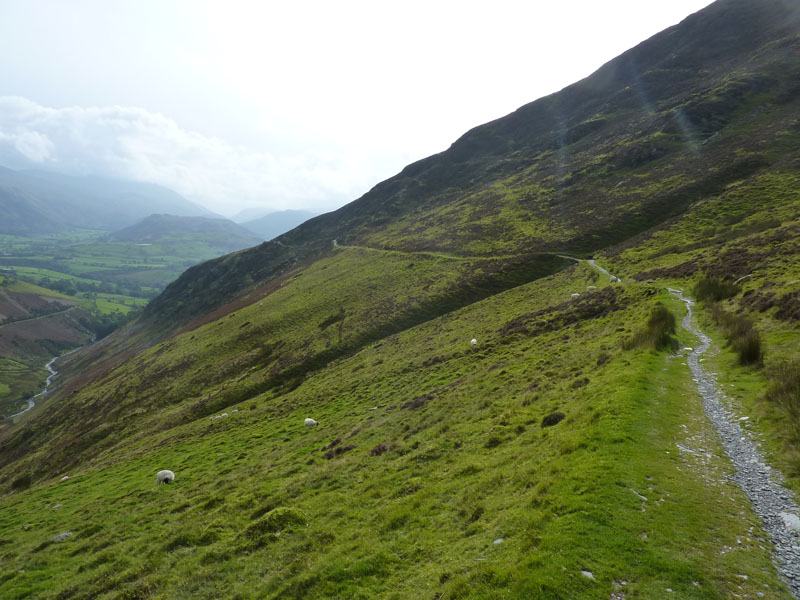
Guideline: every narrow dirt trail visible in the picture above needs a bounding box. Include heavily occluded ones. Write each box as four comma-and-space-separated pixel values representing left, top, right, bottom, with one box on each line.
0, 304, 77, 330
669, 288, 800, 596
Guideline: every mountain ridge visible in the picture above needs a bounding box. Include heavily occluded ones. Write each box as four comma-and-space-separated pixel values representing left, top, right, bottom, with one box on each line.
0, 167, 214, 234
137, 0, 800, 335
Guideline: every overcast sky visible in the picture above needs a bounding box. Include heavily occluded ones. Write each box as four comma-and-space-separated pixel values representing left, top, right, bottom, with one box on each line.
0, 0, 715, 217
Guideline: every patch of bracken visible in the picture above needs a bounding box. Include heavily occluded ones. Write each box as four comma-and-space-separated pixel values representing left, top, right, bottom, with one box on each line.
320, 437, 342, 452
570, 377, 590, 389
741, 288, 778, 313
541, 412, 566, 427
632, 259, 699, 281
403, 393, 434, 410
323, 445, 355, 460
370, 442, 391, 456
775, 291, 800, 322
500, 287, 626, 338
741, 287, 800, 322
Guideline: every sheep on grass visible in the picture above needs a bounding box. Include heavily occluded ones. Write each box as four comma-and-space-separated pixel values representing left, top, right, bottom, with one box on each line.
304, 418, 319, 427
156, 469, 175, 484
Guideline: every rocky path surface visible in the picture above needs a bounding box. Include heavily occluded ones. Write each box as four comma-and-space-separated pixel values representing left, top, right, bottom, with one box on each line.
669, 288, 800, 597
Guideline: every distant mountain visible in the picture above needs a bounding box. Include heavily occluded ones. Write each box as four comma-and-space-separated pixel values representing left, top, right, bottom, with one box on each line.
229, 206, 274, 223
0, 167, 214, 234
110, 214, 263, 252
240, 209, 318, 240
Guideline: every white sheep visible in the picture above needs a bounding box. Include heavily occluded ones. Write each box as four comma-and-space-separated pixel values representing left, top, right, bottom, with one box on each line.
587, 286, 597, 291
571, 293, 580, 300
470, 338, 477, 347
156, 469, 175, 484
610, 276, 620, 283
304, 418, 319, 427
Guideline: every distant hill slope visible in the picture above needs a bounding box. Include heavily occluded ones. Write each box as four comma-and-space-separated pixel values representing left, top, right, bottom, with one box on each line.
240, 209, 318, 241
0, 167, 214, 234
110, 214, 263, 252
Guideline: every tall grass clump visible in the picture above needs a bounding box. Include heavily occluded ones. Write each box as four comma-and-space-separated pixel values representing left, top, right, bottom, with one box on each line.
709, 303, 763, 366
765, 360, 800, 441
693, 276, 740, 302
623, 303, 677, 351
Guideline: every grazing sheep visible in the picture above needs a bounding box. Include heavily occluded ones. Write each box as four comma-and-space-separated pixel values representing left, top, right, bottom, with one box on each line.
587, 286, 597, 291
156, 469, 175, 484
571, 293, 580, 300
304, 418, 319, 427
610, 276, 620, 283
470, 338, 477, 347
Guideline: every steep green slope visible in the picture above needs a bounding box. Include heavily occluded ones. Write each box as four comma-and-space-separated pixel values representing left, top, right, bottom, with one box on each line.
140, 0, 800, 334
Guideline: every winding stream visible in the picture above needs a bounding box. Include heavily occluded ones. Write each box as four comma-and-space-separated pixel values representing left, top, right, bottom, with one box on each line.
669, 288, 800, 596
8, 354, 64, 419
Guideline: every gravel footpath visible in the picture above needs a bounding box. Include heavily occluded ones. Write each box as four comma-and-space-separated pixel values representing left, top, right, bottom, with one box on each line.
669, 288, 800, 596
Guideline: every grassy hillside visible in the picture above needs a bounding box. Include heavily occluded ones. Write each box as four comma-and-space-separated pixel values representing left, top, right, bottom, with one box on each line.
0, 261, 792, 599
1, 0, 800, 598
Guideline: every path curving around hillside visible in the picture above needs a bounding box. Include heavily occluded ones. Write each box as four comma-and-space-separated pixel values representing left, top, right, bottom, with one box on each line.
559, 255, 622, 283
0, 304, 78, 330
669, 288, 800, 596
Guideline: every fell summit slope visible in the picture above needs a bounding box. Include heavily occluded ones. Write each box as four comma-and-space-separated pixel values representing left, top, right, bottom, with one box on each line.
2, 1, 800, 598
143, 0, 800, 331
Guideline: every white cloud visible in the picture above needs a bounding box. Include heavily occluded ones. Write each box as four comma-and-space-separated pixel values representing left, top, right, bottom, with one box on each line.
0, 96, 383, 215
0, 129, 55, 162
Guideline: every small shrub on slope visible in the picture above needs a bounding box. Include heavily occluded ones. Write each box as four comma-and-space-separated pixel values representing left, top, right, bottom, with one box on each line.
693, 275, 740, 302
709, 303, 763, 366
240, 507, 306, 549
623, 303, 677, 351
765, 360, 800, 441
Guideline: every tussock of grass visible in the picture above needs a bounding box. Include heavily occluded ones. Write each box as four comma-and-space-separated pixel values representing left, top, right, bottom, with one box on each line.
765, 360, 800, 441
693, 275, 740, 302
709, 303, 763, 366
622, 303, 677, 351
